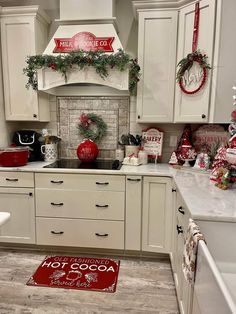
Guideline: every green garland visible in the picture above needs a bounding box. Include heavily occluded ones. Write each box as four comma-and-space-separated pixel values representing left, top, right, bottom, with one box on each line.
23, 49, 141, 94
78, 112, 107, 143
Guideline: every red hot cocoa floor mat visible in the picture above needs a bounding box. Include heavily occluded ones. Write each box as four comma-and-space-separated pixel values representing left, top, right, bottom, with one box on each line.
26, 255, 120, 293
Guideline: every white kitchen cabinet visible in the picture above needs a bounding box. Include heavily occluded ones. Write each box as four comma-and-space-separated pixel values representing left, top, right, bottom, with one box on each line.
35, 173, 125, 250
142, 176, 173, 253
125, 176, 142, 251
174, 0, 216, 123
0, 171, 35, 244
172, 191, 193, 314
209, 0, 236, 123
0, 6, 50, 121
136, 10, 178, 123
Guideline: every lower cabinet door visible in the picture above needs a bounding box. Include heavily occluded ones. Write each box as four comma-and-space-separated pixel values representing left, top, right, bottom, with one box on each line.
36, 218, 124, 250
0, 188, 35, 244
142, 177, 173, 253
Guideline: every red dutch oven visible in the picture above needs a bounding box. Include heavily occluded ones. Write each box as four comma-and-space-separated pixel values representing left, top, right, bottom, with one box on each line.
0, 147, 29, 167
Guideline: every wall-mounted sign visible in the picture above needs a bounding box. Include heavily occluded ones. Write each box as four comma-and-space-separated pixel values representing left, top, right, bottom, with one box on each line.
53, 32, 115, 53
142, 127, 164, 158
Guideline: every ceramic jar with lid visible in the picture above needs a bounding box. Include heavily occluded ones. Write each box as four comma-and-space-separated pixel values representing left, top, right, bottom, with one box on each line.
138, 149, 148, 165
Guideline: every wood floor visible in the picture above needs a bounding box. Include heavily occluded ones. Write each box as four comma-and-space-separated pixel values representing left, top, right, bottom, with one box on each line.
0, 248, 179, 314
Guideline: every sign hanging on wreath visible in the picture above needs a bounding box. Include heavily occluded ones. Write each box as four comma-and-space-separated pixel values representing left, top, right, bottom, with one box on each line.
176, 2, 211, 95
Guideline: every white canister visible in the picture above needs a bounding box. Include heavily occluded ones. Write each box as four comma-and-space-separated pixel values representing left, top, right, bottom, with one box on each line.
125, 145, 139, 157
115, 148, 124, 162
41, 143, 58, 162
138, 149, 148, 165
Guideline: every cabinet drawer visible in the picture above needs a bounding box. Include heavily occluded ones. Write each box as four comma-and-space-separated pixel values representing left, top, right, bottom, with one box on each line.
36, 189, 124, 220
35, 173, 125, 191
36, 218, 124, 250
0, 172, 34, 187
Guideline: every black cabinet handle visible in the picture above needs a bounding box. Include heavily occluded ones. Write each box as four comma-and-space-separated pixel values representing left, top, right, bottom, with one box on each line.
127, 178, 141, 182
33, 114, 37, 118
177, 225, 183, 234
95, 204, 109, 208
138, 115, 140, 119
178, 206, 185, 215
50, 180, 64, 184
6, 178, 18, 182
95, 233, 109, 237
51, 202, 64, 206
51, 231, 64, 235
172, 188, 176, 192
29, 192, 33, 197
201, 114, 206, 119
96, 182, 109, 185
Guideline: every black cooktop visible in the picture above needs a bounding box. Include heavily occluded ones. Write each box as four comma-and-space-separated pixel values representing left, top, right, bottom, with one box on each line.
43, 159, 122, 170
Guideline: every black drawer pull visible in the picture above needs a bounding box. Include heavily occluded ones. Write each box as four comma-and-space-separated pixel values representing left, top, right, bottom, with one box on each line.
51, 202, 64, 206
178, 206, 185, 215
127, 178, 141, 182
51, 231, 64, 235
6, 178, 18, 182
172, 188, 176, 192
96, 182, 109, 185
95, 233, 109, 237
50, 180, 64, 184
177, 225, 183, 234
95, 204, 109, 208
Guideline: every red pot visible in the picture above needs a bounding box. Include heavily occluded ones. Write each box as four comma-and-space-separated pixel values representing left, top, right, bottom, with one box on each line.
0, 147, 29, 167
77, 139, 99, 162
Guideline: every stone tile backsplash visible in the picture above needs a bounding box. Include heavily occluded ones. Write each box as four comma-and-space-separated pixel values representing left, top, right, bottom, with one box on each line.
12, 95, 186, 163
57, 96, 130, 159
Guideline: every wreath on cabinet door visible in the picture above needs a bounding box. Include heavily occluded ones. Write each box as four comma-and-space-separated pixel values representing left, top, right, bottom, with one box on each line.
78, 112, 107, 143
176, 50, 211, 95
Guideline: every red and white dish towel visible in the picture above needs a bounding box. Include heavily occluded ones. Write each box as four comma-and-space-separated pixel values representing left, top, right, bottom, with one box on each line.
182, 218, 205, 284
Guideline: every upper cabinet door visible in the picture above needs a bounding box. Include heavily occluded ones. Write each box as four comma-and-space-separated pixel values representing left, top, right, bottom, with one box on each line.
1, 17, 39, 121
137, 10, 178, 123
174, 0, 216, 123
1, 7, 50, 121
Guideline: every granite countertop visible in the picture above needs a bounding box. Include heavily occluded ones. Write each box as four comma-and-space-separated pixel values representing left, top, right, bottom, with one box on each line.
0, 161, 235, 223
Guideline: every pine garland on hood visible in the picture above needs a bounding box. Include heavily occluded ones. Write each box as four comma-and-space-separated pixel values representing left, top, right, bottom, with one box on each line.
23, 49, 141, 94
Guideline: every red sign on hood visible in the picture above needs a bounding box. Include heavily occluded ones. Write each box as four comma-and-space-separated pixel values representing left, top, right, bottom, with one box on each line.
53, 31, 115, 53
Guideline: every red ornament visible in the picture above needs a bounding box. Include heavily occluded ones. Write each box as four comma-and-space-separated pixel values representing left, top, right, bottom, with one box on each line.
77, 139, 99, 162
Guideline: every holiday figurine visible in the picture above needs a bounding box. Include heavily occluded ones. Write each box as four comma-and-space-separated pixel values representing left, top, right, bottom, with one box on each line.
212, 87, 236, 189
169, 151, 178, 165
194, 152, 210, 170
177, 130, 196, 167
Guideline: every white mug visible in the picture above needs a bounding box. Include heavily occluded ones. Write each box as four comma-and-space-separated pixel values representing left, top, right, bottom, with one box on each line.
41, 144, 57, 162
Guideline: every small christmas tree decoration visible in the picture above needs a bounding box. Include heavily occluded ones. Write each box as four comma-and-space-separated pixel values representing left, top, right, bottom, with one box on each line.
177, 129, 197, 167
210, 146, 228, 181
169, 151, 178, 165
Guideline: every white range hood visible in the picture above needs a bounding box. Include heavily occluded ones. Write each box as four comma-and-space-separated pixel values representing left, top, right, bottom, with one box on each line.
37, 0, 129, 94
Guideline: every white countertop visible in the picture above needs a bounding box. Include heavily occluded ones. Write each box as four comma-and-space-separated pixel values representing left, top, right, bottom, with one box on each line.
1, 161, 235, 223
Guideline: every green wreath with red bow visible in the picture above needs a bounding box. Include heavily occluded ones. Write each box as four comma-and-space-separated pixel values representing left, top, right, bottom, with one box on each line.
176, 50, 211, 95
